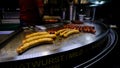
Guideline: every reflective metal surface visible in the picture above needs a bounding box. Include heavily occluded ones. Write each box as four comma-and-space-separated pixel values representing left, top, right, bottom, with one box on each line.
0, 22, 109, 62
74, 29, 118, 68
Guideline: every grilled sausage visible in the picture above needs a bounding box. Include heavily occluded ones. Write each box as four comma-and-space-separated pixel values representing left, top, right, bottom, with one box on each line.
59, 29, 70, 37
17, 38, 53, 54
25, 32, 49, 38
63, 29, 79, 37
23, 34, 56, 43
55, 29, 66, 35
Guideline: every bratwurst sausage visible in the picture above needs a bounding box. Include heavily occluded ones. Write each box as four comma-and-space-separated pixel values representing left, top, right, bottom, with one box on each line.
17, 38, 53, 54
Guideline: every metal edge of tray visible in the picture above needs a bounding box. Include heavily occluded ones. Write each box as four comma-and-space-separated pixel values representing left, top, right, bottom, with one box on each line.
0, 28, 22, 49
0, 22, 112, 68
74, 29, 118, 68
90, 21, 110, 43
0, 22, 109, 63
0, 32, 109, 68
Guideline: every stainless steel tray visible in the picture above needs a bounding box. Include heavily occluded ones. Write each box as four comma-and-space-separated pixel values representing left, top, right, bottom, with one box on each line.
0, 22, 109, 62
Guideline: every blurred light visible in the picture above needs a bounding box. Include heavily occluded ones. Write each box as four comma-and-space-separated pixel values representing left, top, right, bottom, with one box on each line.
90, 4, 98, 7
0, 31, 14, 34
94, 1, 99, 4
92, 1, 105, 5
90, 1, 106, 7
81, 0, 89, 4
99, 1, 105, 4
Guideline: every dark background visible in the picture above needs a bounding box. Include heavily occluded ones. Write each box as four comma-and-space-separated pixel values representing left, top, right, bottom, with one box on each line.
0, 0, 119, 67
0, 0, 19, 8
0, 0, 119, 24
90, 28, 120, 68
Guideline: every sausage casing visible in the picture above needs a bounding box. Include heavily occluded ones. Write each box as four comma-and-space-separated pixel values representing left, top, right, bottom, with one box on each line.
17, 38, 53, 54
63, 29, 79, 37
25, 32, 49, 38
23, 34, 56, 43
